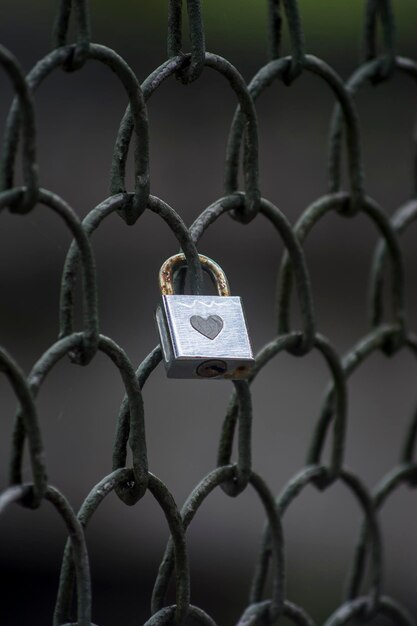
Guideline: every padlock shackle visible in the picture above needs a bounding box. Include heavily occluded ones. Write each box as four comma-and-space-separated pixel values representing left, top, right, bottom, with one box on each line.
159, 253, 231, 296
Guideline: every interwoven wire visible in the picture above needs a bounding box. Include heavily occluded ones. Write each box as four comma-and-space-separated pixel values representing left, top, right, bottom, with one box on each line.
1, 0, 416, 624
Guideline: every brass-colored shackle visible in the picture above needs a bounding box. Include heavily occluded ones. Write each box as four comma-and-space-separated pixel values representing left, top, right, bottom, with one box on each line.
159, 253, 231, 297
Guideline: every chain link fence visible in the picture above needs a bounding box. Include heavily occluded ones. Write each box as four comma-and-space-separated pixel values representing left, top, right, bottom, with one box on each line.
1, 0, 417, 624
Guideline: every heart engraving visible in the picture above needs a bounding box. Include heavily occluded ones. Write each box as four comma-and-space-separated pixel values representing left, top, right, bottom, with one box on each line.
190, 314, 224, 340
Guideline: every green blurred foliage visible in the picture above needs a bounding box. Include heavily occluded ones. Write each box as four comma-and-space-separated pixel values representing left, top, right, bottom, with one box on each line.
0, 0, 415, 60
90, 0, 415, 51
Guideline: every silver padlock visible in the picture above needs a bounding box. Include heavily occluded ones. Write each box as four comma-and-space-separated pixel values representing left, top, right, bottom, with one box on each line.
155, 253, 254, 379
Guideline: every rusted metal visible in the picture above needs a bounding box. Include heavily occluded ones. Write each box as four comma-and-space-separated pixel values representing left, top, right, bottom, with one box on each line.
159, 253, 231, 297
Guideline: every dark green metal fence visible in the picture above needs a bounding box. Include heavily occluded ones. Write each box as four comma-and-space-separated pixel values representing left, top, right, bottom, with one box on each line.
0, 1, 416, 624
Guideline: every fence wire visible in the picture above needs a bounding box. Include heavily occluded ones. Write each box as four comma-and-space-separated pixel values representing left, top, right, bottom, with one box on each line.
0, 0, 416, 624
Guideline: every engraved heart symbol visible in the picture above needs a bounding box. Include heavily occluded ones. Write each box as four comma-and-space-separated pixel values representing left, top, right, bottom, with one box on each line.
190, 315, 224, 340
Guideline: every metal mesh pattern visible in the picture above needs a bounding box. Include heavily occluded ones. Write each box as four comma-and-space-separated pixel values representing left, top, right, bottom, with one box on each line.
1, 0, 416, 624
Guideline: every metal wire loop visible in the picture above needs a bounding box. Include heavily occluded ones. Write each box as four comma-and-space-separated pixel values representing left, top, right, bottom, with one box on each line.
10, 334, 148, 509
55, 472, 186, 624
58, 194, 203, 353
53, 0, 91, 71
328, 57, 417, 199
144, 605, 217, 626
226, 55, 365, 218
369, 199, 417, 349
276, 194, 406, 346
363, 0, 396, 82
267, 0, 305, 84
237, 599, 316, 626
0, 46, 39, 213
0, 188, 99, 365
251, 469, 382, 617
54, 469, 130, 623
347, 462, 417, 613
324, 595, 416, 626
0, 484, 93, 626
307, 324, 399, 469
2, 44, 150, 226
0, 349, 46, 508
152, 468, 285, 622
112, 53, 260, 225
168, 0, 205, 84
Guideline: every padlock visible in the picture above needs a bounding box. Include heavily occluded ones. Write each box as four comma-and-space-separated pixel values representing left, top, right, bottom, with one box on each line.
155, 253, 254, 379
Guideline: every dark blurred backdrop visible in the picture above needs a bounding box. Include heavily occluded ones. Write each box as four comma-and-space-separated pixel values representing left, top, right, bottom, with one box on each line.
0, 1, 417, 625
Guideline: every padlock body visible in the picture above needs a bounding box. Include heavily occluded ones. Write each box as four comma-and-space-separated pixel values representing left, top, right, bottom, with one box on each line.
156, 295, 254, 379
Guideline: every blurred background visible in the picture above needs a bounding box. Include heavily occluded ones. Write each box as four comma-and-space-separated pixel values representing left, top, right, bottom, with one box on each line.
0, 1, 417, 624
